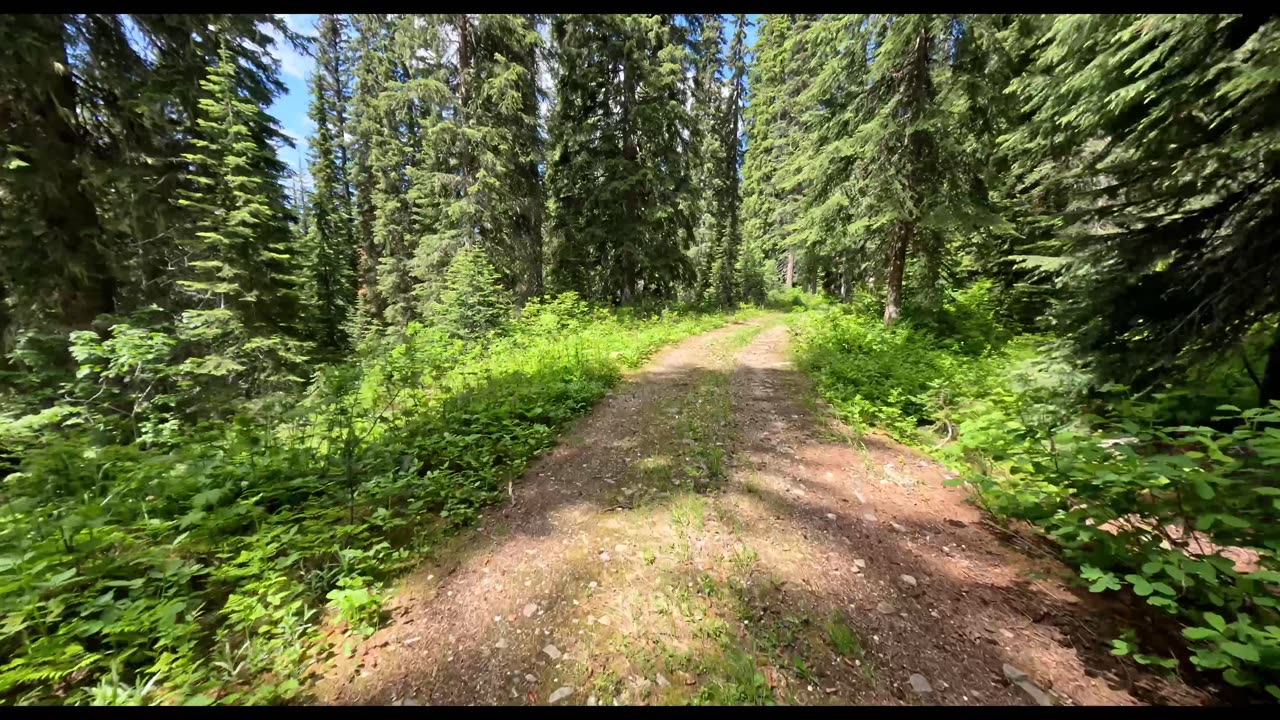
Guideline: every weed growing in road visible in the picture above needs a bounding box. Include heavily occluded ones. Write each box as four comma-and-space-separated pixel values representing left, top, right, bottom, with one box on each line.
671, 495, 707, 530
824, 613, 862, 658
730, 545, 759, 576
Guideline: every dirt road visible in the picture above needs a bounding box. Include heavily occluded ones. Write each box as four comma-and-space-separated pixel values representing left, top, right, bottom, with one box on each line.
311, 314, 1208, 706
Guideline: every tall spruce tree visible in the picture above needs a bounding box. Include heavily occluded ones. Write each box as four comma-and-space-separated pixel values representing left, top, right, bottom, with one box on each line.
305, 13, 357, 350
687, 13, 726, 302
741, 15, 818, 294
713, 14, 750, 306
0, 15, 120, 356
412, 14, 545, 306
364, 14, 435, 330
349, 13, 395, 327
175, 29, 306, 398
838, 15, 998, 324
0, 14, 299, 374
787, 14, 873, 301
546, 14, 696, 304
1002, 14, 1280, 403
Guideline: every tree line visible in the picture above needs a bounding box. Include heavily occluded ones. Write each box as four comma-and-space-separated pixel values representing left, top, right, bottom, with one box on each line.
2, 13, 1278, 412
743, 14, 1279, 405
1, 14, 753, 401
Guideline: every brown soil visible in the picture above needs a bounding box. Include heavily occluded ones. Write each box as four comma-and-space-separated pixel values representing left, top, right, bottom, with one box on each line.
309, 314, 1217, 706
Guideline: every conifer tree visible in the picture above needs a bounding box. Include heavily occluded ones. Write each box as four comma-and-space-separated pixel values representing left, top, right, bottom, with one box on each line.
305, 13, 357, 350
829, 15, 997, 324
0, 15, 119, 349
741, 15, 817, 294
687, 13, 726, 302
364, 14, 435, 330
429, 246, 514, 343
785, 15, 872, 300
712, 14, 750, 306
1002, 14, 1280, 402
0, 14, 302, 370
546, 14, 696, 305
412, 14, 545, 306
349, 14, 396, 326
175, 30, 306, 397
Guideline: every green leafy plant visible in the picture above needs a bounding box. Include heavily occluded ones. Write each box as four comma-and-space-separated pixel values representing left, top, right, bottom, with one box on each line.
954, 390, 1280, 697
0, 296, 751, 704
325, 576, 382, 637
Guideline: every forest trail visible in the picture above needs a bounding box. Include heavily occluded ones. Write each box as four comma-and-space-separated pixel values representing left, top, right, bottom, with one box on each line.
311, 314, 1208, 706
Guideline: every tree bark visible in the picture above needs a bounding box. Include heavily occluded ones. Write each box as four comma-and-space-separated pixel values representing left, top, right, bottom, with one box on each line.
326, 15, 356, 282
1260, 323, 1280, 407
522, 13, 544, 302
883, 24, 930, 327
840, 257, 849, 302
619, 43, 638, 304
884, 223, 910, 326
785, 248, 795, 288
457, 14, 475, 249
45, 27, 115, 330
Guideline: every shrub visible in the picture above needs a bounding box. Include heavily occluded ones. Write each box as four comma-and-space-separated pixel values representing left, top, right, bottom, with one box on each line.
792, 286, 1008, 440
793, 288, 1280, 697
428, 246, 514, 343
0, 298, 747, 704
952, 391, 1280, 697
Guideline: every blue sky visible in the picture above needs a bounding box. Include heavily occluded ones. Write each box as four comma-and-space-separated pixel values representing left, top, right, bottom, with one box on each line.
268, 15, 759, 179
267, 14, 320, 175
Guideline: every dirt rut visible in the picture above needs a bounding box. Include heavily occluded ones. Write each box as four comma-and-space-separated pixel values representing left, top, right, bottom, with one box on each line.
311, 316, 1209, 706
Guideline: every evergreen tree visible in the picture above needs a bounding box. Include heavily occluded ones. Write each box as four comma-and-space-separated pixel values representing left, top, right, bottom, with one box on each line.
962, 14, 1056, 329
0, 15, 119, 351
687, 13, 726, 302
1002, 14, 1280, 403
412, 14, 545, 307
362, 14, 435, 330
741, 15, 817, 294
713, 14, 750, 306
349, 14, 396, 327
546, 14, 697, 305
305, 13, 358, 350
429, 246, 514, 342
788, 14, 873, 301
0, 14, 298, 371
175, 30, 307, 399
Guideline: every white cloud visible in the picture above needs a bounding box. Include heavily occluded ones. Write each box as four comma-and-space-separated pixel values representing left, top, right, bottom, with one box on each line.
282, 127, 306, 147
284, 14, 314, 36
267, 15, 315, 82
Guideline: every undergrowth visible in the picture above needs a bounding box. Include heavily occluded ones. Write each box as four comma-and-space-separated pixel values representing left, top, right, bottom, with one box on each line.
791, 285, 1280, 700
0, 292, 751, 705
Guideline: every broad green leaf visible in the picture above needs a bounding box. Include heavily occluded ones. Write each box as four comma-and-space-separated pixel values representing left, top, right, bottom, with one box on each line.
1125, 574, 1153, 596
1182, 627, 1219, 641
1220, 642, 1259, 662
1192, 477, 1214, 500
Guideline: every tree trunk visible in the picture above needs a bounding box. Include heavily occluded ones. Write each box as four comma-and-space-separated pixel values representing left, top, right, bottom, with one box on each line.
785, 248, 795, 288
883, 24, 929, 327
33, 16, 116, 331
457, 14, 474, 249
521, 13, 544, 302
840, 258, 849, 302
0, 282, 10, 371
620, 47, 639, 304
884, 223, 910, 326
1261, 324, 1280, 407
327, 15, 356, 284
